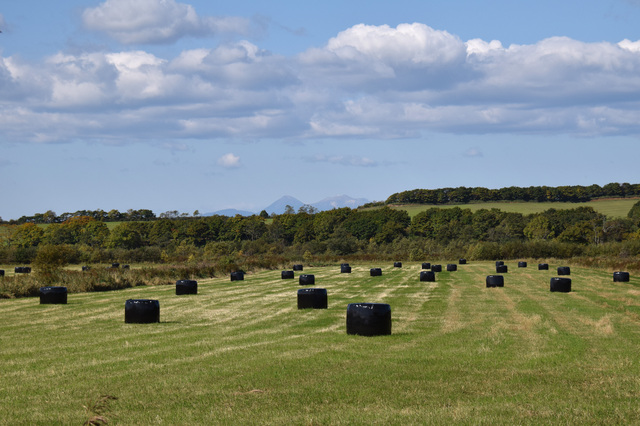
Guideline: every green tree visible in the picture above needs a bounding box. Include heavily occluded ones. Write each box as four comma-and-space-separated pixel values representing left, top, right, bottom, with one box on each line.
11, 223, 44, 248
107, 222, 145, 249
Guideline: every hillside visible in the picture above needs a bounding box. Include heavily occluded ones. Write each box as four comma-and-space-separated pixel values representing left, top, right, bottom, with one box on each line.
382, 198, 640, 219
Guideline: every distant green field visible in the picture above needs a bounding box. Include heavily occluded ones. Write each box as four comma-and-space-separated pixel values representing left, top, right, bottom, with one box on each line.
387, 198, 640, 218
2, 262, 640, 424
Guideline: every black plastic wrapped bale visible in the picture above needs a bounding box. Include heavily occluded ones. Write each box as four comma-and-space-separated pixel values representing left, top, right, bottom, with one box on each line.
550, 277, 571, 292
230, 271, 244, 282
15, 266, 31, 274
419, 271, 435, 282
538, 263, 549, 270
299, 274, 315, 285
0, 270, 4, 277
393, 262, 402, 268
125, 299, 160, 323
297, 288, 328, 309
370, 268, 382, 277
421, 262, 431, 270
176, 279, 198, 295
613, 271, 630, 282
496, 261, 504, 267
122, 265, 130, 270
431, 264, 442, 272
446, 264, 457, 272
557, 266, 571, 276
518, 261, 527, 268
82, 266, 91, 271
346, 303, 392, 336
459, 259, 467, 265
281, 270, 294, 279
486, 275, 504, 288
292, 264, 303, 271
496, 265, 508, 273
39, 286, 67, 304
340, 264, 352, 273
111, 263, 120, 269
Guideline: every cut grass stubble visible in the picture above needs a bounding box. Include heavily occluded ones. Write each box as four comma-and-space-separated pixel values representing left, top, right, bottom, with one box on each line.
1, 262, 640, 424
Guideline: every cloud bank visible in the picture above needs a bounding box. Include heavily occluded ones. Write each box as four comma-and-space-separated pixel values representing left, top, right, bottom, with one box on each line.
3, 15, 640, 145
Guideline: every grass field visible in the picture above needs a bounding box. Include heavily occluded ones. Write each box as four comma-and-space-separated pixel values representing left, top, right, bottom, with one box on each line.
387, 197, 640, 218
1, 262, 640, 424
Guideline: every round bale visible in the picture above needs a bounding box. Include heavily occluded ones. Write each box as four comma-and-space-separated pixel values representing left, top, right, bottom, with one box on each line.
370, 268, 382, 277
518, 261, 527, 268
421, 262, 431, 270
125, 299, 160, 323
538, 263, 549, 270
393, 262, 402, 268
557, 266, 571, 276
496, 265, 508, 273
297, 288, 328, 309
446, 264, 457, 272
176, 279, 197, 295
299, 274, 315, 285
459, 259, 467, 265
420, 271, 435, 282
292, 264, 303, 271
281, 270, 294, 279
486, 275, 504, 288
346, 303, 392, 336
550, 277, 572, 292
431, 264, 442, 273
230, 271, 244, 281
39, 286, 67, 304
341, 264, 352, 273
613, 271, 630, 282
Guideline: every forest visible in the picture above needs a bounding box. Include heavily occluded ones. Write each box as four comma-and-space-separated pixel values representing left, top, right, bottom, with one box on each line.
2, 196, 640, 270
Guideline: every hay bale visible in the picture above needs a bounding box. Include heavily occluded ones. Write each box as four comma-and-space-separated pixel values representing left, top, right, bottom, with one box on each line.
496, 265, 508, 273
431, 264, 442, 272
122, 265, 130, 270
125, 299, 160, 323
293, 264, 303, 271
39, 286, 67, 304
518, 261, 527, 268
0, 270, 4, 277
459, 259, 467, 265
341, 264, 352, 273
346, 303, 391, 336
281, 270, 294, 279
486, 275, 504, 288
421, 262, 431, 270
496, 261, 504, 267
613, 271, 630, 282
550, 277, 571, 292
15, 266, 31, 274
419, 271, 435, 282
111, 263, 120, 269
297, 288, 328, 309
393, 262, 402, 268
299, 274, 315, 285
230, 271, 244, 281
557, 266, 571, 276
446, 264, 457, 272
370, 268, 382, 277
538, 263, 549, 270
176, 279, 197, 295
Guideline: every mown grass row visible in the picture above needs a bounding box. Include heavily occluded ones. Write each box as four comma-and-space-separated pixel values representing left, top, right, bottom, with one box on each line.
1, 262, 640, 424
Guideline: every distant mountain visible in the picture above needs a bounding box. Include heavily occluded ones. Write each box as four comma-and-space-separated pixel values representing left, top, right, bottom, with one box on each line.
264, 195, 305, 215
204, 208, 255, 217
312, 195, 369, 211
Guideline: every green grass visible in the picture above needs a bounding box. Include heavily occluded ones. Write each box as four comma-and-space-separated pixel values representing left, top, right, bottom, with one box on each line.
2, 262, 640, 424
387, 198, 640, 218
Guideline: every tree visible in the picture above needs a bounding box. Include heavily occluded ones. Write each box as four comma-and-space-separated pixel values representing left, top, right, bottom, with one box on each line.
259, 210, 269, 219
106, 222, 145, 249
11, 223, 44, 248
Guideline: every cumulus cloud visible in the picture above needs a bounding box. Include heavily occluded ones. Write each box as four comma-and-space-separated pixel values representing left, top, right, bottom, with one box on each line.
3, 21, 640, 144
218, 152, 241, 168
82, 0, 251, 44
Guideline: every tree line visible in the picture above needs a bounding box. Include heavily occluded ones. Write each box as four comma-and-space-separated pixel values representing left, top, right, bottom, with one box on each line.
2, 201, 640, 266
381, 182, 640, 206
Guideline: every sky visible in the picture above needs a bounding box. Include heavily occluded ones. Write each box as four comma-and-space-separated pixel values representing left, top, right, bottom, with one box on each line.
2, 0, 640, 220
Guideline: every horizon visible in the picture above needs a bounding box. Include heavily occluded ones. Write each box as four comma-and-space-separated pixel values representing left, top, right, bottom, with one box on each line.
2, 1, 640, 220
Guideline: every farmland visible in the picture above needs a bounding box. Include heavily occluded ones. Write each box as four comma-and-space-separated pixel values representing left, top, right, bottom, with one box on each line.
385, 197, 640, 219
1, 262, 640, 424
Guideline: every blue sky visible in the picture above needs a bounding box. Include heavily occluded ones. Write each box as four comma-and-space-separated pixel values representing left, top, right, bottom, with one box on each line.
2, 0, 640, 220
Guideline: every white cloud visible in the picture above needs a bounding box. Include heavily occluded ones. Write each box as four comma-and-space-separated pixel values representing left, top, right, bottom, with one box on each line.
464, 148, 483, 158
218, 152, 241, 168
82, 0, 251, 44
4, 22, 640, 144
